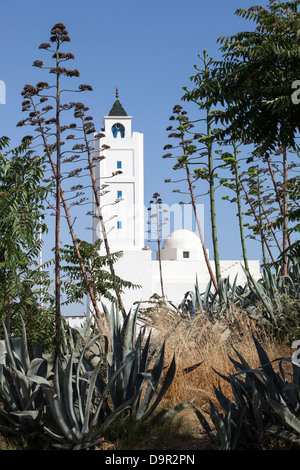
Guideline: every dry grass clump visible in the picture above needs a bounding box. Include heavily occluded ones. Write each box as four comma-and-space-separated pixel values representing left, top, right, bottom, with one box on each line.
143, 302, 290, 414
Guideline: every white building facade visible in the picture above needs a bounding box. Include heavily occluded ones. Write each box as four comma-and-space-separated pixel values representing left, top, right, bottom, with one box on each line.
91, 96, 261, 312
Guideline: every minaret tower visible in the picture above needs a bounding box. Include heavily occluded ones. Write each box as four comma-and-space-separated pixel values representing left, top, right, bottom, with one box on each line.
93, 90, 145, 251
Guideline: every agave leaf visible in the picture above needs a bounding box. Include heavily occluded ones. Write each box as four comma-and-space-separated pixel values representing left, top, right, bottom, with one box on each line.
43, 425, 70, 443
63, 354, 80, 433
227, 354, 249, 376
11, 410, 40, 420
213, 383, 234, 413
20, 320, 30, 371
161, 400, 191, 421
0, 340, 6, 364
151, 341, 166, 387
203, 279, 212, 307
2, 321, 17, 369
91, 353, 135, 427
27, 374, 51, 387
209, 400, 230, 449
191, 403, 217, 445
82, 359, 103, 435
75, 337, 104, 424
230, 404, 246, 450
125, 334, 142, 401
183, 361, 203, 374
53, 358, 63, 402
230, 345, 252, 371
140, 329, 152, 372
132, 371, 156, 411
0, 408, 20, 427
195, 275, 203, 311
252, 336, 274, 377
0, 368, 20, 411
136, 344, 166, 417
221, 328, 231, 342
41, 386, 74, 441
96, 398, 134, 440
267, 397, 300, 434
142, 354, 176, 421
231, 273, 238, 299
250, 384, 264, 431
282, 383, 300, 412
268, 425, 300, 445
11, 366, 31, 405
123, 304, 139, 353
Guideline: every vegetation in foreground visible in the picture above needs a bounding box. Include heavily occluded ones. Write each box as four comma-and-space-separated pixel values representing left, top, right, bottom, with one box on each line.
0, 287, 299, 451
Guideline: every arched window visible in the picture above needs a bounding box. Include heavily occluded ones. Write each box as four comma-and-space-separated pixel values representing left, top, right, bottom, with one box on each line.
112, 123, 125, 138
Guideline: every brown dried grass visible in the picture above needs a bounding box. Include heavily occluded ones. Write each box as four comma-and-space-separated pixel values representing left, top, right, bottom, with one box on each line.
144, 302, 291, 413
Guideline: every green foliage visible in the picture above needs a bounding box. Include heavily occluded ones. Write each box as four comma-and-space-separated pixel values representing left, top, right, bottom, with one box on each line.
29, 339, 134, 450
192, 336, 300, 449
0, 320, 53, 437
210, 1, 300, 154
0, 136, 55, 347
0, 308, 189, 449
182, 261, 300, 340
0, 320, 136, 449
271, 174, 300, 265
102, 303, 190, 421
181, 274, 253, 321
60, 238, 138, 306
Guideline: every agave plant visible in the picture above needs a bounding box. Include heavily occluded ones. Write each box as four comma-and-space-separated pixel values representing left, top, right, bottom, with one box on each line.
192, 336, 300, 449
192, 400, 246, 450
28, 335, 134, 450
181, 274, 257, 321
0, 320, 53, 437
102, 303, 190, 421
242, 261, 300, 332
182, 260, 300, 331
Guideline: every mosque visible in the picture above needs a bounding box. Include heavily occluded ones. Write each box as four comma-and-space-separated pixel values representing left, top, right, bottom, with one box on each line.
74, 93, 261, 317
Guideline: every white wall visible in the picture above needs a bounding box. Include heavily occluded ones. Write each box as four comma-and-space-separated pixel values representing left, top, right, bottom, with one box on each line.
101, 249, 153, 312
151, 258, 261, 305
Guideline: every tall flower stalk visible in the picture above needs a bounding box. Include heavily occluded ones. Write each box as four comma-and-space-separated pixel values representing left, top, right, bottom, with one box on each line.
18, 24, 107, 354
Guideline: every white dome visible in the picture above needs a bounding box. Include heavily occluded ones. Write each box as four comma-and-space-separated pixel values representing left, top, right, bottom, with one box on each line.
162, 229, 200, 250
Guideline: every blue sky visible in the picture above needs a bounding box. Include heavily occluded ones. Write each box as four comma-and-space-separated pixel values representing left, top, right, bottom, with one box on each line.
0, 0, 272, 311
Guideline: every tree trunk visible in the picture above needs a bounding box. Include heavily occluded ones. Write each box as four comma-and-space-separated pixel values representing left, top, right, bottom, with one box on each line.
156, 202, 165, 302
282, 148, 288, 275
54, 46, 62, 358
233, 142, 250, 276
240, 181, 275, 264
30, 99, 105, 328
185, 163, 218, 292
204, 51, 221, 286
266, 156, 292, 249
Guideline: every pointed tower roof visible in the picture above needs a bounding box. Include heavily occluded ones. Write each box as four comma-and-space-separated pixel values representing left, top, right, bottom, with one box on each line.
108, 88, 127, 116
108, 99, 127, 116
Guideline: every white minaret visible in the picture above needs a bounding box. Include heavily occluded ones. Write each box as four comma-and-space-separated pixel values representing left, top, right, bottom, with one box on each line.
92, 91, 152, 311
93, 90, 144, 251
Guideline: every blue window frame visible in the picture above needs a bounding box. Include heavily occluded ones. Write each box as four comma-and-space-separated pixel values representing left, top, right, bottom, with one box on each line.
117, 190, 122, 199
112, 123, 125, 138
117, 161, 122, 169
117, 221, 122, 229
